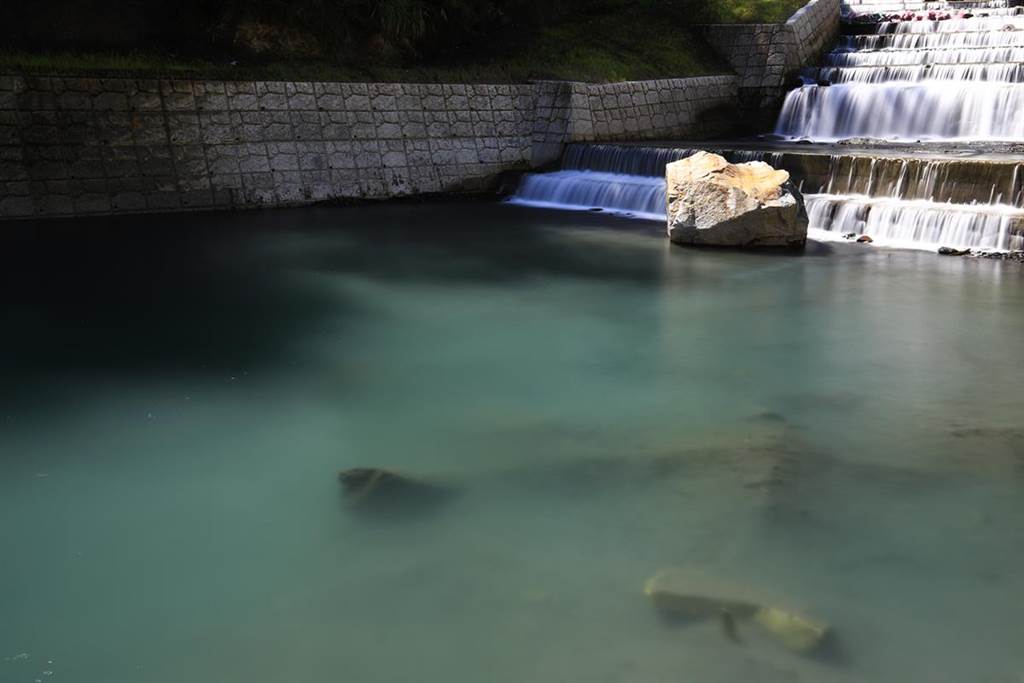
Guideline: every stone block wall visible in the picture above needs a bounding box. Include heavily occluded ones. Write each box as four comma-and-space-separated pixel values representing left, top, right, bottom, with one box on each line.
572, 77, 740, 143
699, 0, 841, 125
0, 74, 736, 219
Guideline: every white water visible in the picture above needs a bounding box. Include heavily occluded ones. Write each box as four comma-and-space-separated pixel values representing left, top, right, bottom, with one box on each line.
778, 5, 1024, 141
777, 82, 1024, 140
508, 146, 778, 222
805, 193, 1023, 249
509, 143, 1024, 250
825, 46, 1024, 67
510, 2, 1024, 252
510, 171, 667, 221
811, 63, 1024, 84
776, 1, 1024, 249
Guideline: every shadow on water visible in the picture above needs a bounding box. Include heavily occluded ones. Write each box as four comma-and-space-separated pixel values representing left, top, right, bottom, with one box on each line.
0, 212, 350, 412
285, 203, 673, 285
0, 201, 812, 413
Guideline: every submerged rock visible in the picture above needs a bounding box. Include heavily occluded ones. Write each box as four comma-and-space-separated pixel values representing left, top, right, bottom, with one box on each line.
338, 468, 452, 515
645, 569, 760, 619
753, 606, 830, 653
666, 152, 808, 249
644, 568, 830, 654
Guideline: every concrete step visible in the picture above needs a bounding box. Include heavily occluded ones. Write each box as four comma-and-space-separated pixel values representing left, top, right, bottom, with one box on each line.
825, 46, 1024, 66
807, 61, 1024, 83
840, 29, 1024, 50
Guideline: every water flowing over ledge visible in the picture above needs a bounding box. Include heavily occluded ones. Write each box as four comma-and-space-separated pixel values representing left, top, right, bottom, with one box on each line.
777, 4, 1024, 142
509, 143, 1024, 250
805, 193, 1023, 249
509, 171, 668, 221
510, 1, 1024, 252
776, 82, 1024, 140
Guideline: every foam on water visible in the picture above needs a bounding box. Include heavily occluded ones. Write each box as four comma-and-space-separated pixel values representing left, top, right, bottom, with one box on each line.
778, 3, 1024, 141
509, 170, 667, 220
776, 82, 1024, 140
510, 1, 1024, 252
806, 193, 1023, 249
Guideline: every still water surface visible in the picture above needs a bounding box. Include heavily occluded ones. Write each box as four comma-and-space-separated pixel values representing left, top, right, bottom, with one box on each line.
1, 203, 1023, 683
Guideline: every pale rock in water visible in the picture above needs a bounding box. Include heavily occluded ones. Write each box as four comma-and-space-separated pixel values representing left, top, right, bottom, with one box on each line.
666, 152, 808, 249
644, 568, 830, 653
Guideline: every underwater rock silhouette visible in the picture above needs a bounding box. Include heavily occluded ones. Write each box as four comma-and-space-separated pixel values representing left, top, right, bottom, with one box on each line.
338, 468, 454, 517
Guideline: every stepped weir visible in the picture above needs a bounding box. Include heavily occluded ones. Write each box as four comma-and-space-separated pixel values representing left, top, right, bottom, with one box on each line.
510, 0, 1024, 252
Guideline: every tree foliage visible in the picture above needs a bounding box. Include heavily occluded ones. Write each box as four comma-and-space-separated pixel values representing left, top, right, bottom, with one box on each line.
1, 0, 719, 61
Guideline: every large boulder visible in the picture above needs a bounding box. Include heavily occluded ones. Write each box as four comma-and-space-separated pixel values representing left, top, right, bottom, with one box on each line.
666, 152, 808, 249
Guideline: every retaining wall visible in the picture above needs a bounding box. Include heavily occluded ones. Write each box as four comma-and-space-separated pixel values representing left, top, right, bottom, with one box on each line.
0, 74, 736, 219
699, 0, 841, 123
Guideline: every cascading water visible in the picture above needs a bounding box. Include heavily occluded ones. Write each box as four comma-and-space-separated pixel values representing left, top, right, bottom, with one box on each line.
507, 145, 781, 221
509, 144, 1024, 250
778, 3, 1024, 141
787, 1, 1024, 249
509, 1, 1024, 252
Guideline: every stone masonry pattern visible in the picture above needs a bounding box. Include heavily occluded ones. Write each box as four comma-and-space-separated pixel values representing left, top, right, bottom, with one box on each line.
700, 0, 841, 118
0, 75, 736, 219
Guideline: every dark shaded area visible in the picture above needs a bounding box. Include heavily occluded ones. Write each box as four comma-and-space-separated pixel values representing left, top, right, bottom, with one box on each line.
0, 0, 722, 67
0, 208, 342, 412
0, 1, 199, 53
0, 202, 683, 412
338, 467, 457, 520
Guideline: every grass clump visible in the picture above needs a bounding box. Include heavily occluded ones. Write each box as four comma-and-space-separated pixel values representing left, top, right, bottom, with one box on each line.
700, 0, 809, 23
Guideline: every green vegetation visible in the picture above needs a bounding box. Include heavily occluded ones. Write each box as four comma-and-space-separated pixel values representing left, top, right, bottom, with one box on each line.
0, 9, 727, 83
0, 0, 808, 83
703, 0, 808, 23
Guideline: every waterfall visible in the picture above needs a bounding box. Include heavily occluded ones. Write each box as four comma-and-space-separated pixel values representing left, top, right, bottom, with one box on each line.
508, 2, 1024, 252
509, 171, 668, 220
508, 142, 1024, 250
805, 194, 1023, 250
776, 82, 1024, 140
508, 145, 776, 220
774, 1, 1024, 249
778, 5, 1024, 141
